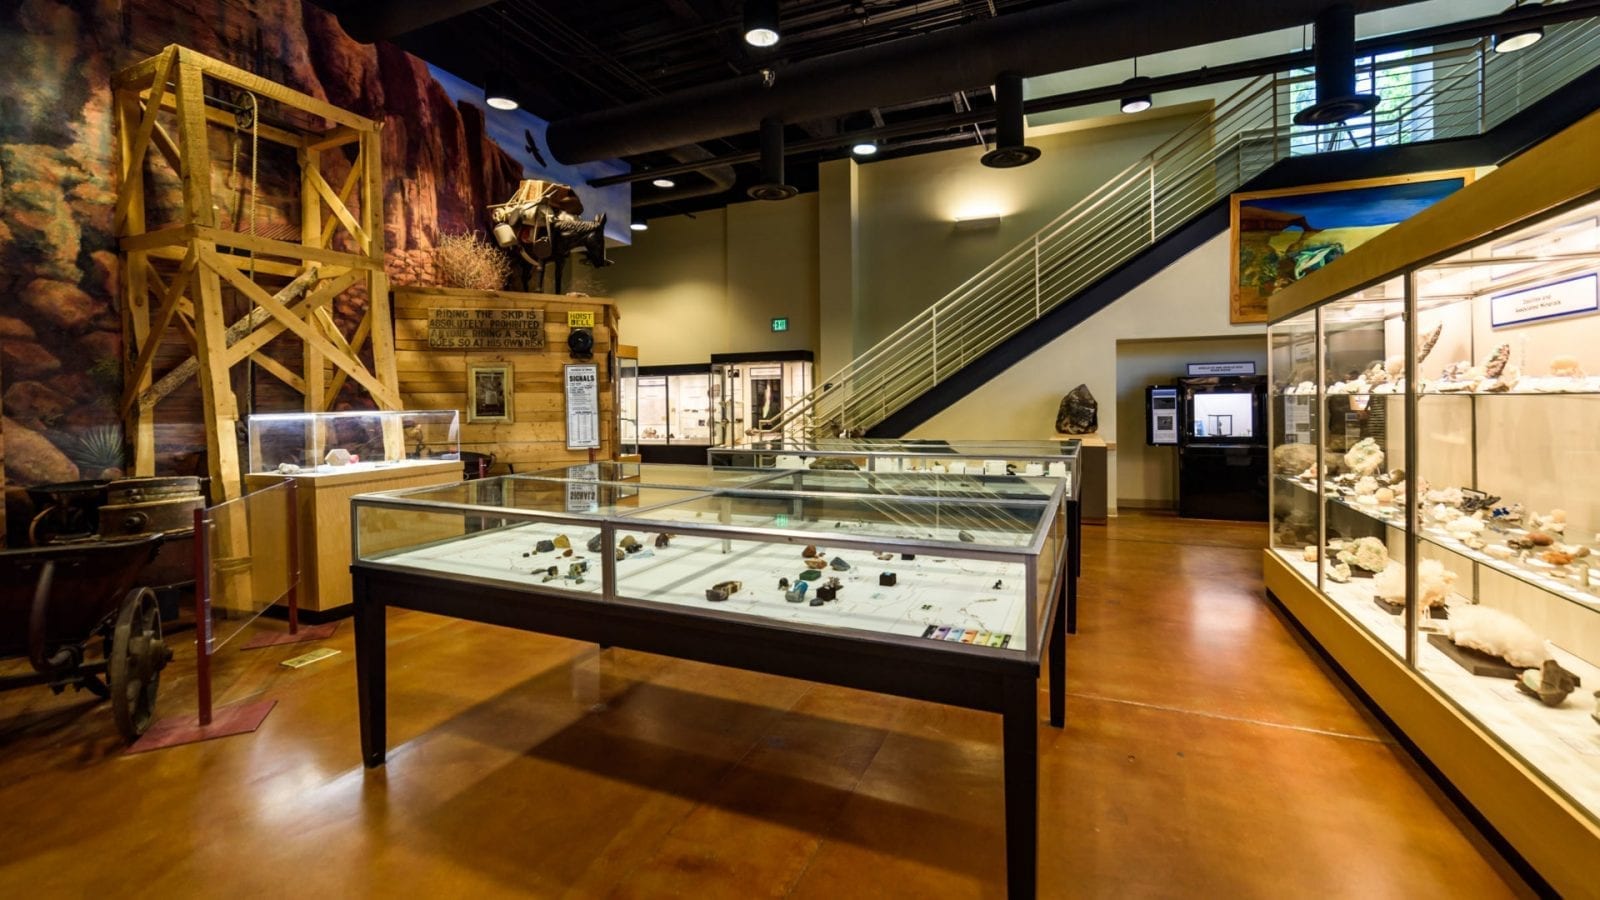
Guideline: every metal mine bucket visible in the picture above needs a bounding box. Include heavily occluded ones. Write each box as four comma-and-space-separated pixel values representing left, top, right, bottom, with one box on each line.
100, 476, 205, 589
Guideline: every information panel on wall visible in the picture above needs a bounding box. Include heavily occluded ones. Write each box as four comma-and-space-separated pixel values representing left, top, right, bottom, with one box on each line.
564, 363, 601, 450
427, 308, 545, 349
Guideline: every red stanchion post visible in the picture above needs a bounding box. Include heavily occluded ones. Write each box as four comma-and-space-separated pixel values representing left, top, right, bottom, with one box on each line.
192, 506, 213, 727
286, 479, 300, 635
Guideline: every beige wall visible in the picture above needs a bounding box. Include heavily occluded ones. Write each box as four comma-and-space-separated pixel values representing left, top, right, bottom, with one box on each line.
910, 232, 1266, 513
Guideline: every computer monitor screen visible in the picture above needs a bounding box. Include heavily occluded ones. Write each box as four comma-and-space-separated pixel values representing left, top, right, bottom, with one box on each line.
1191, 391, 1254, 438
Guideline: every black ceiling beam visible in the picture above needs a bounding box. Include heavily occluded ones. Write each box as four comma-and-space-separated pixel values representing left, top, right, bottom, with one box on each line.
592, 0, 1600, 189
545, 0, 1432, 164
332, 0, 506, 43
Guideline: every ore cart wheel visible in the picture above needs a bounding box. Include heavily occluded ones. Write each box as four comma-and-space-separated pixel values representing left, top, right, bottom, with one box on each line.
109, 587, 171, 740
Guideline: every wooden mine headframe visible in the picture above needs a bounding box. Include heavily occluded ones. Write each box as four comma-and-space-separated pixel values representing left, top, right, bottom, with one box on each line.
112, 45, 400, 500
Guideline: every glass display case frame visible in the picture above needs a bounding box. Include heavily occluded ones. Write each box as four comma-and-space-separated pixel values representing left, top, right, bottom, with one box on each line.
350, 462, 1070, 897
616, 348, 640, 460
709, 350, 814, 449
245, 409, 460, 474
1264, 137, 1600, 896
636, 363, 714, 464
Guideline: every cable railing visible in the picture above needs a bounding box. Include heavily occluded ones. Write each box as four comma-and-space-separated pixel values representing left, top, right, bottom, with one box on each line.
773, 19, 1600, 439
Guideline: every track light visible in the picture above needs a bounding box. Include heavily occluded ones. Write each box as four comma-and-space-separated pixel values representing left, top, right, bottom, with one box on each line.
1120, 79, 1153, 114
981, 72, 1040, 168
749, 115, 798, 200
744, 0, 781, 48
1493, 2, 1544, 53
1294, 3, 1380, 126
630, 214, 648, 232
651, 177, 676, 188
484, 72, 518, 111
851, 141, 878, 156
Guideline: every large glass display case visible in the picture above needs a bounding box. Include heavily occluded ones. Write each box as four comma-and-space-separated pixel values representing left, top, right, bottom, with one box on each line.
245, 409, 459, 474
352, 462, 1068, 659
709, 438, 1079, 487
636, 364, 712, 463
1266, 186, 1600, 886
710, 351, 814, 448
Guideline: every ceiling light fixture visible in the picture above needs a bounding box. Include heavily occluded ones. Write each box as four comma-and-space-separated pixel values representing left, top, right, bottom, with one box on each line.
1492, 1, 1544, 53
852, 141, 878, 156
1120, 57, 1152, 114
651, 177, 676, 188
981, 72, 1040, 168
1293, 3, 1379, 126
630, 214, 649, 232
744, 0, 781, 48
483, 72, 518, 111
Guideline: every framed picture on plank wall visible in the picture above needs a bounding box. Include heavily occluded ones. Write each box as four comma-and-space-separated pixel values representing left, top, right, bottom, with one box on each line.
468, 363, 513, 424
1229, 170, 1476, 324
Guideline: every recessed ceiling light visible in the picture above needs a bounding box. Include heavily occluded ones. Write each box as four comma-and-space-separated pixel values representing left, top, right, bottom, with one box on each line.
1492, 26, 1543, 53
652, 177, 676, 188
744, 0, 780, 47
630, 217, 649, 232
484, 73, 518, 111
852, 141, 878, 156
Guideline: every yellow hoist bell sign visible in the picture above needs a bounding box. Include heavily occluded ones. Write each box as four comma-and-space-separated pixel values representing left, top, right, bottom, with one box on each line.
566, 311, 596, 328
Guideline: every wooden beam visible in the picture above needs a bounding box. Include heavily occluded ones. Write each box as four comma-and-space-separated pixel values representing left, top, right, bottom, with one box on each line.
190, 243, 242, 499
222, 270, 358, 367
148, 120, 183, 174
300, 146, 323, 250
174, 61, 216, 228
113, 49, 176, 235
122, 248, 198, 415
175, 47, 377, 131
111, 47, 172, 92
120, 225, 193, 253
203, 249, 400, 407
320, 154, 364, 249
305, 162, 370, 253
194, 225, 378, 270
249, 350, 306, 394
305, 126, 363, 152
150, 244, 313, 279
323, 305, 374, 408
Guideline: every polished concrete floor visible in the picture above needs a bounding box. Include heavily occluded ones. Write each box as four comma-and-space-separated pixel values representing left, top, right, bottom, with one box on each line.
0, 513, 1531, 897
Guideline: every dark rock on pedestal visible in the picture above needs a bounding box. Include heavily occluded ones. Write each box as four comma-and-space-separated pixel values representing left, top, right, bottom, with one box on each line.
1055, 383, 1098, 435
817, 585, 838, 601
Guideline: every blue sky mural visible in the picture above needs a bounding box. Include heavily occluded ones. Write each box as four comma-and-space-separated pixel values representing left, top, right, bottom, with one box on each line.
429, 64, 633, 246
1244, 178, 1466, 230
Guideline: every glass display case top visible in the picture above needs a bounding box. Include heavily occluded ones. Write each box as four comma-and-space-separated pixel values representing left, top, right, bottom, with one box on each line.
246, 409, 460, 475
354, 463, 1069, 660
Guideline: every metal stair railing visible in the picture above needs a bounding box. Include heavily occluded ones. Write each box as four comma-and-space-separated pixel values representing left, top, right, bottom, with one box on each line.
772, 19, 1600, 439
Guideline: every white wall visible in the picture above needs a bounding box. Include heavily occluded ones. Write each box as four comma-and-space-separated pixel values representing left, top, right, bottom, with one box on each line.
909, 231, 1266, 513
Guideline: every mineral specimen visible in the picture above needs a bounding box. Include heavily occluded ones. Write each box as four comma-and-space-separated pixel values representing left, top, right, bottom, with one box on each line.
1326, 562, 1352, 583
1373, 558, 1457, 608
587, 534, 604, 553
805, 558, 828, 569
1273, 442, 1317, 475
786, 584, 808, 603
958, 530, 976, 543
1337, 536, 1389, 573
1550, 355, 1584, 378
1343, 438, 1385, 476
1518, 660, 1582, 707
706, 587, 731, 602
817, 585, 838, 601
830, 556, 850, 571
802, 545, 818, 558
799, 569, 822, 582
536, 540, 556, 553
902, 553, 916, 561
553, 534, 571, 550
1417, 323, 1443, 363
880, 572, 897, 586
1447, 605, 1548, 668
621, 535, 641, 554
1354, 476, 1379, 496
705, 580, 741, 603
1054, 383, 1099, 435
1375, 487, 1395, 506
1483, 344, 1511, 379
1541, 550, 1575, 566
810, 597, 825, 606
1529, 532, 1555, 547
779, 577, 790, 589
324, 448, 353, 466
1303, 546, 1318, 563
655, 532, 672, 548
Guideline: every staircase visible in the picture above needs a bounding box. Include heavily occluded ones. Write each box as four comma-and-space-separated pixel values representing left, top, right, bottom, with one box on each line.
773, 20, 1600, 440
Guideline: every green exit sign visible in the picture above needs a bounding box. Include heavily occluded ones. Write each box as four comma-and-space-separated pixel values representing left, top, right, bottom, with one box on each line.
771, 317, 788, 333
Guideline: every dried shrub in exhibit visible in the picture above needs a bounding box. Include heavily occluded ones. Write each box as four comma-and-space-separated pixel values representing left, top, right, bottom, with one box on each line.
434, 232, 512, 290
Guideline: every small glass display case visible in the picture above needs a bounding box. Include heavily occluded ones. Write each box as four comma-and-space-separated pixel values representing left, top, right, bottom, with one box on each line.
1267, 195, 1600, 839
710, 351, 814, 448
246, 409, 460, 474
351, 462, 1069, 659
637, 364, 713, 463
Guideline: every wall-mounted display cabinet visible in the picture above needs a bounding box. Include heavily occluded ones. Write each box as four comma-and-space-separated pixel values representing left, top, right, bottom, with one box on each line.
1264, 121, 1600, 897
710, 350, 813, 448
636, 364, 712, 464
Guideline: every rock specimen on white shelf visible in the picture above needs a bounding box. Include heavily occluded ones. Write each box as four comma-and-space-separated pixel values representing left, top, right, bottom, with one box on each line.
277, 462, 301, 474
1325, 561, 1352, 583
1417, 324, 1443, 363
1425, 486, 1464, 507
1344, 438, 1385, 476
1375, 487, 1396, 506
1364, 361, 1390, 385
1429, 504, 1459, 524
1447, 605, 1548, 669
958, 530, 975, 542
1482, 343, 1510, 379
1295, 381, 1316, 395
1550, 355, 1584, 378
1517, 660, 1581, 707
1373, 558, 1457, 608
1446, 514, 1486, 540
1337, 536, 1389, 573
1354, 476, 1379, 496
324, 448, 353, 466
1356, 494, 1379, 508
1303, 545, 1318, 563
1485, 544, 1517, 561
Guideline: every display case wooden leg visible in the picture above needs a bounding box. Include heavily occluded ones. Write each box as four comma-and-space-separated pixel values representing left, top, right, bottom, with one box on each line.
354, 580, 387, 767
1002, 675, 1039, 900
1067, 500, 1081, 635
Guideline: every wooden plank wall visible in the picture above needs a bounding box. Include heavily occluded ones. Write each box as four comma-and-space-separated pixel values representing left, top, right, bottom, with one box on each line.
392, 288, 620, 473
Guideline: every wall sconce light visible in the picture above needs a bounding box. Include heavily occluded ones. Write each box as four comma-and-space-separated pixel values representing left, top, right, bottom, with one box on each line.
744, 0, 781, 48
1493, 1, 1544, 53
953, 212, 1003, 231
484, 72, 518, 111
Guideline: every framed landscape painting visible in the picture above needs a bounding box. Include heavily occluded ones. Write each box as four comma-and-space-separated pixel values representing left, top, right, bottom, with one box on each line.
1229, 170, 1476, 324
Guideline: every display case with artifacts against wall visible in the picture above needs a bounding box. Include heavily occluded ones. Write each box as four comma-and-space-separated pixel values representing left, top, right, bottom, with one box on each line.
1264, 110, 1600, 897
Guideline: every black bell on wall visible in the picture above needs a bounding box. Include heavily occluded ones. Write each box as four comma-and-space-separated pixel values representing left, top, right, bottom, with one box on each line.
748, 115, 798, 200
568, 327, 594, 358
1294, 3, 1380, 125
981, 72, 1040, 168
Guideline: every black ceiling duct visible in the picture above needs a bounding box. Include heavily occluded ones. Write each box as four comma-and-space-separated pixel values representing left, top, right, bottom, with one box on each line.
981, 72, 1040, 168
1295, 3, 1381, 125
748, 116, 798, 200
